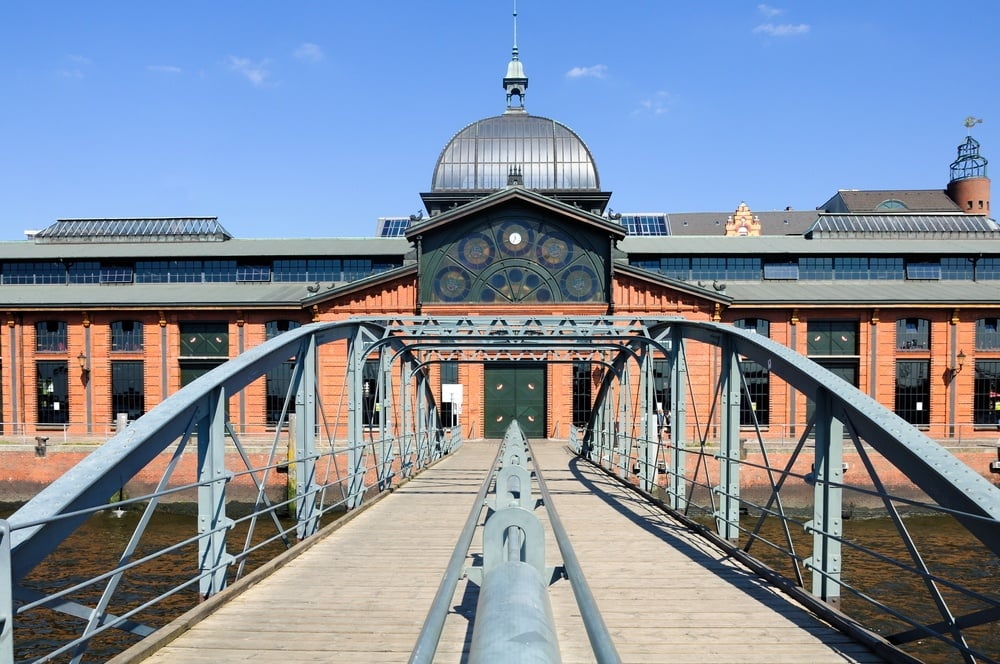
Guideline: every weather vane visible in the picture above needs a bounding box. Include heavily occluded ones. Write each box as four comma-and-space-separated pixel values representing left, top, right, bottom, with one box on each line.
964, 116, 983, 134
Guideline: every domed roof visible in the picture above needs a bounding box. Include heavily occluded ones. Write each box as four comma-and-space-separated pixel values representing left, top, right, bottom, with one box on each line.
431, 113, 601, 192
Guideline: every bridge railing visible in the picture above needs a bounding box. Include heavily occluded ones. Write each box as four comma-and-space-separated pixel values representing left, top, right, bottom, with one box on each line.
412, 421, 621, 664
576, 320, 1000, 664
5, 315, 1000, 662
2, 320, 456, 663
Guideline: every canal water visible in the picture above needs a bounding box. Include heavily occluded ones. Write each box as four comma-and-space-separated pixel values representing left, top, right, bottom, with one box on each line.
3, 505, 292, 663
3, 505, 999, 662
749, 512, 1000, 663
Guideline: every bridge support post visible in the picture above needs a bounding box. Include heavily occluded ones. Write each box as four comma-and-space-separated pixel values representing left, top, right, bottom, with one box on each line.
416, 377, 429, 467
347, 328, 370, 509
595, 384, 613, 465
377, 351, 395, 490
806, 387, 844, 607
294, 336, 319, 540
616, 359, 631, 480
400, 359, 415, 478
715, 340, 742, 544
197, 387, 234, 599
1, 519, 12, 664
668, 329, 688, 511
639, 349, 657, 492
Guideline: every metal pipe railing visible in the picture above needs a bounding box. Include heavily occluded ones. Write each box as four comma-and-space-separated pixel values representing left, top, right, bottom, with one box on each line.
525, 435, 622, 664
471, 428, 559, 663
408, 442, 505, 664
412, 422, 623, 664
470, 560, 559, 664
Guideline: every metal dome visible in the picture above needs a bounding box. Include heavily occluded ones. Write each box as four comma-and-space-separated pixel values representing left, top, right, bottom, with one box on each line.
431, 113, 600, 192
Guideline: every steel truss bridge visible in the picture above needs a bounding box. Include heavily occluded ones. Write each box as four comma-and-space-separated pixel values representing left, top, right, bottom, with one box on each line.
1, 316, 999, 663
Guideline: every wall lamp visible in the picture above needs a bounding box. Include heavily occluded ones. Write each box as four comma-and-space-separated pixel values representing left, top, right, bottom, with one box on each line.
950, 349, 966, 378
77, 351, 90, 374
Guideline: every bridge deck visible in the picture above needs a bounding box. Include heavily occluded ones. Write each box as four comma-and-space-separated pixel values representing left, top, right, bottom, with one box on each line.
119, 441, 882, 663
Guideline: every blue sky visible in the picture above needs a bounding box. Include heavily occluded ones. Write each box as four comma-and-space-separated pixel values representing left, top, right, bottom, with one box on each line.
2, 1, 997, 239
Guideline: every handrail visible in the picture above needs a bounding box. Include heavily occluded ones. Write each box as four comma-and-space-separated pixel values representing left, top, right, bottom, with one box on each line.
409, 441, 505, 664
525, 436, 622, 664
412, 424, 623, 664
469, 425, 559, 663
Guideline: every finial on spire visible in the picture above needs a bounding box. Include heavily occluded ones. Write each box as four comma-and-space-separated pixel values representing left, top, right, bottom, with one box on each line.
512, 0, 519, 60
964, 116, 984, 134
503, 0, 528, 111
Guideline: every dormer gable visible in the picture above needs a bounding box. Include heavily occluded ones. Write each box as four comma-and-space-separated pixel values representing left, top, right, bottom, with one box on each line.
409, 187, 623, 306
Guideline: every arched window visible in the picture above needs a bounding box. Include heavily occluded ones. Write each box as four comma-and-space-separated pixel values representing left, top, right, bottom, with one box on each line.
111, 320, 144, 352
265, 319, 300, 339
974, 319, 1000, 427
875, 199, 907, 210
35, 320, 66, 352
111, 360, 145, 423
976, 318, 1000, 350
733, 318, 770, 426
896, 318, 929, 350
37, 360, 69, 425
265, 320, 301, 425
893, 318, 930, 427
973, 359, 1000, 428
895, 360, 929, 427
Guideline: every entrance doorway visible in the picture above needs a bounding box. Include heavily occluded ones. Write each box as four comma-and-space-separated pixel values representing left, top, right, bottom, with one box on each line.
484, 363, 546, 439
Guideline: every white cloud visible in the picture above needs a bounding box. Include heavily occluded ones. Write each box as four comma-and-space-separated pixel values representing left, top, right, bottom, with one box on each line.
757, 4, 783, 18
228, 56, 270, 87
632, 91, 671, 117
753, 22, 810, 36
754, 5, 809, 36
566, 64, 608, 79
294, 43, 324, 63
59, 54, 91, 78
147, 65, 182, 74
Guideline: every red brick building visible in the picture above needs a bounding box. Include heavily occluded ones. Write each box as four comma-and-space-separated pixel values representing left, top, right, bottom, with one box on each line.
2, 49, 996, 446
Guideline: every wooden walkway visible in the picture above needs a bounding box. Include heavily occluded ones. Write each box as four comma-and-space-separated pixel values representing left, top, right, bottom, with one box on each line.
115, 441, 883, 664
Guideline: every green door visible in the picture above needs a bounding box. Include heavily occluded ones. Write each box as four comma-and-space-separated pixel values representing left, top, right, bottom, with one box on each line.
484, 363, 546, 439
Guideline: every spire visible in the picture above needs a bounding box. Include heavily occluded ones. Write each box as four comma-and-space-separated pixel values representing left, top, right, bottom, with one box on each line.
503, 0, 528, 112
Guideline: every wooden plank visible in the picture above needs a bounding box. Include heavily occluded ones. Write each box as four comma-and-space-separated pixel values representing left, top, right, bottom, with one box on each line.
531, 443, 883, 664
125, 444, 498, 664
123, 440, 885, 664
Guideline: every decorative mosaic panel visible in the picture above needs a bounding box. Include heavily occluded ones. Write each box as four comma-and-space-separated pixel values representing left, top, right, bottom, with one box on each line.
421, 209, 607, 305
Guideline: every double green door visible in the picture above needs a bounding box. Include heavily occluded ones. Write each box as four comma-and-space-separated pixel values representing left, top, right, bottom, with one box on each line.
484, 363, 546, 439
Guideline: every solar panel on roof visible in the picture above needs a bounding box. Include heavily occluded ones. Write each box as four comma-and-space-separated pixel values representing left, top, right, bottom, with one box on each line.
620, 213, 668, 236
376, 217, 411, 237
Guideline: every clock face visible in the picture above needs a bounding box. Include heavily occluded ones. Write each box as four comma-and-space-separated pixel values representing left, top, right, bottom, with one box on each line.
497, 221, 533, 257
